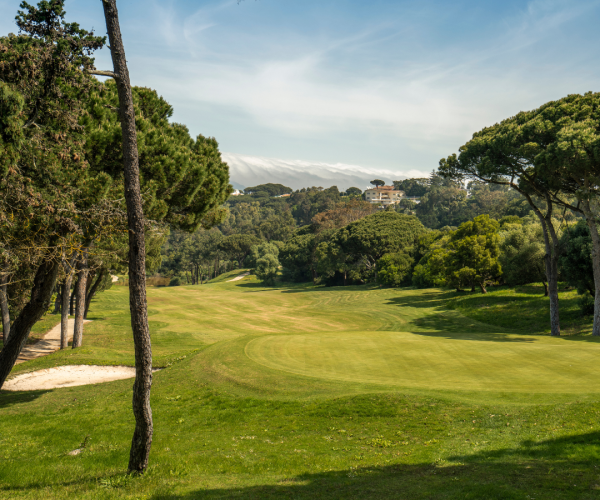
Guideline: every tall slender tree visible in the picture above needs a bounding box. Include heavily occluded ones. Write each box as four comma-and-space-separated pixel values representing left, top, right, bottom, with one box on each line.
98, 0, 153, 473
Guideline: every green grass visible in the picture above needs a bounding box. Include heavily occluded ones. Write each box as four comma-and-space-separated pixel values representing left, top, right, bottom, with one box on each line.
1, 279, 600, 499
449, 283, 592, 336
0, 311, 64, 351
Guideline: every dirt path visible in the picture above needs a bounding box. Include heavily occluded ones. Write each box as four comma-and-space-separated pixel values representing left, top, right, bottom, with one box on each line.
16, 319, 91, 364
227, 272, 250, 282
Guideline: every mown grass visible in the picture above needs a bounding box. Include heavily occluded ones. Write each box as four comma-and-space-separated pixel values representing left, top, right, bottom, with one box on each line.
1, 279, 599, 499
449, 284, 592, 336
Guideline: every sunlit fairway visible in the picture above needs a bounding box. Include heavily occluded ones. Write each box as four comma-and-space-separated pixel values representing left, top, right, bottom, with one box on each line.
244, 331, 600, 393
2, 274, 600, 499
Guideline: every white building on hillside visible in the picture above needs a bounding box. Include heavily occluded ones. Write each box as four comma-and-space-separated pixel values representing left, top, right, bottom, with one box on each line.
364, 186, 405, 207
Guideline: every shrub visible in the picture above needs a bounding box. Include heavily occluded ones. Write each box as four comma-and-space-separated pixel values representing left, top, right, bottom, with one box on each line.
377, 252, 414, 287
169, 277, 181, 287
255, 254, 280, 285
579, 293, 595, 316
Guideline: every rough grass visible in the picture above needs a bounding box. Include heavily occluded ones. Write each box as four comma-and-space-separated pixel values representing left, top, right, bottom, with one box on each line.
449, 284, 591, 336
1, 279, 599, 499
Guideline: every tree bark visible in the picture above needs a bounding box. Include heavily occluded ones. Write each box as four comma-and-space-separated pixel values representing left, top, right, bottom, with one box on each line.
533, 200, 561, 336
580, 199, 600, 336
0, 259, 59, 388
102, 0, 153, 473
0, 275, 10, 345
479, 283, 487, 294
84, 268, 106, 319
60, 276, 73, 349
542, 281, 548, 297
69, 281, 76, 315
72, 252, 88, 349
53, 288, 61, 314
85, 270, 96, 300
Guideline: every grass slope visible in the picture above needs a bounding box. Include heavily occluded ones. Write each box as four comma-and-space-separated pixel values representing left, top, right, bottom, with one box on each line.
1, 279, 599, 499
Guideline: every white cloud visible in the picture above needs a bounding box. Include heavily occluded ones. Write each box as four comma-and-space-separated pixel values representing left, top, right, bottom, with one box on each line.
140, 0, 600, 171
222, 152, 429, 191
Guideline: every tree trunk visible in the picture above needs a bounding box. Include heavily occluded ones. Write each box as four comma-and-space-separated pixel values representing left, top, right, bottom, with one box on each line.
53, 288, 61, 314
86, 270, 95, 295
0, 275, 10, 345
0, 259, 59, 389
61, 276, 73, 349
84, 268, 106, 319
542, 281, 548, 297
102, 0, 153, 473
580, 199, 600, 336
72, 254, 88, 349
69, 281, 76, 315
479, 283, 487, 294
533, 203, 561, 336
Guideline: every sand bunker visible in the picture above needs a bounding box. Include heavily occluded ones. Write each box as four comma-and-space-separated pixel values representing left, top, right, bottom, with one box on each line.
3, 365, 138, 391
227, 272, 250, 282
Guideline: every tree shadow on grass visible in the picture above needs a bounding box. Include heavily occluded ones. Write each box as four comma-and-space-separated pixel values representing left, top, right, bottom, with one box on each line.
0, 389, 49, 408
279, 284, 382, 294
149, 432, 600, 499
384, 294, 539, 342
384, 290, 457, 309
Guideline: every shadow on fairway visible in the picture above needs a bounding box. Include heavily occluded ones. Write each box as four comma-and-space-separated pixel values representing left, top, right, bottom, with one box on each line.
0, 389, 49, 408
150, 433, 600, 499
385, 290, 457, 309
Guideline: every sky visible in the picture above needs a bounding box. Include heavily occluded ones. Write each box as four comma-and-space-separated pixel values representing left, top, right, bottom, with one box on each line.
2, 0, 600, 190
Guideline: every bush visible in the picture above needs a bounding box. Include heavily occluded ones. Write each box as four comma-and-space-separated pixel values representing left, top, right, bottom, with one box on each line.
377, 252, 413, 287
169, 277, 181, 287
255, 253, 280, 285
247, 242, 281, 268
579, 293, 595, 316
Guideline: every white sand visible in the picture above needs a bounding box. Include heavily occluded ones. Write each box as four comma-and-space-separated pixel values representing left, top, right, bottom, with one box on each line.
227, 272, 250, 282
3, 365, 138, 391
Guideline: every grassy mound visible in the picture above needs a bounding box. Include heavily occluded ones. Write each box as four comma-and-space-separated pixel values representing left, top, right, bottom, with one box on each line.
1, 281, 599, 499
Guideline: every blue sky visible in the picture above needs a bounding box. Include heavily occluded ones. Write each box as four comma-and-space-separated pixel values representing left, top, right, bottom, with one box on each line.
2, 0, 600, 189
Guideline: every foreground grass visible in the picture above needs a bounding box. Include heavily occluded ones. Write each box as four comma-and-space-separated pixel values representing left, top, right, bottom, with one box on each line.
1, 279, 599, 499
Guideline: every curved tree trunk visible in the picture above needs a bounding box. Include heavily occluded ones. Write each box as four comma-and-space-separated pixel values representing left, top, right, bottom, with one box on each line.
53, 288, 61, 314
0, 275, 10, 345
533, 201, 561, 336
72, 253, 88, 349
84, 268, 105, 319
60, 275, 73, 349
0, 259, 59, 389
102, 0, 153, 473
69, 282, 76, 315
479, 283, 487, 294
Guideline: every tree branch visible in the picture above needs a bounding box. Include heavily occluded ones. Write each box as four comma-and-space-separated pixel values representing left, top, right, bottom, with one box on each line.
88, 70, 118, 78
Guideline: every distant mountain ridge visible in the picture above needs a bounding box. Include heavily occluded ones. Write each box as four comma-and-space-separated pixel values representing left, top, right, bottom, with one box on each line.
222, 153, 429, 192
